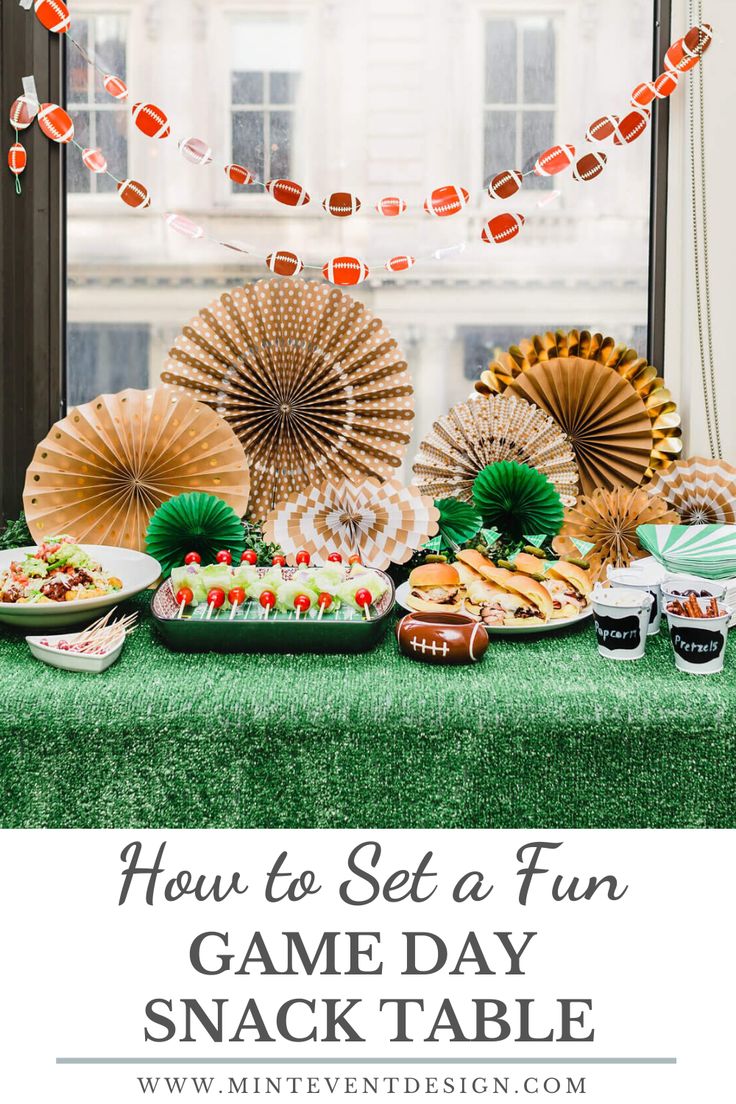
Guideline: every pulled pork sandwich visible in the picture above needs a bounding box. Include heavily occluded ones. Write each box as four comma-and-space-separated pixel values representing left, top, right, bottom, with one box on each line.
406, 562, 464, 614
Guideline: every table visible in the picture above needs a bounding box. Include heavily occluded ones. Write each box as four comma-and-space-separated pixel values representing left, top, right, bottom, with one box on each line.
0, 594, 734, 828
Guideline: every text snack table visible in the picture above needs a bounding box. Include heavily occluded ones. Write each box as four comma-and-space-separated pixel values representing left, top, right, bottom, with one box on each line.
0, 595, 733, 829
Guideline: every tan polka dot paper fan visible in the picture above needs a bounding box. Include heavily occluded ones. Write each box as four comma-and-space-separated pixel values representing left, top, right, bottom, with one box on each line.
474, 328, 682, 490
263, 478, 440, 569
161, 278, 414, 520
412, 394, 579, 506
23, 388, 250, 550
646, 456, 736, 524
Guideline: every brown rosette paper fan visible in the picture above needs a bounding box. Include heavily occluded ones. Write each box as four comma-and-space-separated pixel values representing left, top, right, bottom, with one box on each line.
161, 278, 414, 520
23, 388, 249, 550
474, 328, 681, 493
263, 477, 439, 569
556, 484, 679, 577
412, 394, 579, 506
646, 456, 736, 525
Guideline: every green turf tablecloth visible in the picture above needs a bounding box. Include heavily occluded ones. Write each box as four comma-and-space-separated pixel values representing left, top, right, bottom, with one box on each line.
0, 594, 734, 828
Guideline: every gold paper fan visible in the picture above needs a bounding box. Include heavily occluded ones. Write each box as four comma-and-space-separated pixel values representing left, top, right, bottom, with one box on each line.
646, 456, 736, 524
505, 358, 654, 496
161, 277, 414, 520
413, 393, 578, 505
263, 478, 439, 569
23, 388, 249, 550
474, 328, 681, 485
556, 484, 679, 577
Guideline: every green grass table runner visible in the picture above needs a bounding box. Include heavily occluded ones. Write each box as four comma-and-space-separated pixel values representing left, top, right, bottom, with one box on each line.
1, 594, 734, 827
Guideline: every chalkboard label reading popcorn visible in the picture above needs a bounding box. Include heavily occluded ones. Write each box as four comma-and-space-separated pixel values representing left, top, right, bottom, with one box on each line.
591, 586, 653, 661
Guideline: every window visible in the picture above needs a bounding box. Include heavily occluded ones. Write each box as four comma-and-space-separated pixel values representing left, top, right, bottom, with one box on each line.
230, 15, 303, 192
66, 14, 128, 194
483, 17, 555, 188
67, 325, 150, 406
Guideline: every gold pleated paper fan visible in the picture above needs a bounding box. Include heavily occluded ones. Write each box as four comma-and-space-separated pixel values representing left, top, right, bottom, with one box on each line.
161, 278, 414, 520
263, 478, 439, 569
412, 394, 579, 506
474, 328, 681, 492
23, 388, 249, 550
646, 456, 736, 525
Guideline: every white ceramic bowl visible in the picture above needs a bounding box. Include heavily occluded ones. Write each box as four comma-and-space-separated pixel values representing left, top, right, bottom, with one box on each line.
0, 545, 160, 627
25, 629, 126, 673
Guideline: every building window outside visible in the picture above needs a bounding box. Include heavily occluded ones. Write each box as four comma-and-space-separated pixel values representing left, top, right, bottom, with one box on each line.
67, 324, 150, 406
230, 14, 303, 193
67, 14, 129, 195
483, 16, 556, 189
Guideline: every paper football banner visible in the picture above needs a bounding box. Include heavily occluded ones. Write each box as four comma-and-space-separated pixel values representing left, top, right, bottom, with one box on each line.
13, 7, 715, 282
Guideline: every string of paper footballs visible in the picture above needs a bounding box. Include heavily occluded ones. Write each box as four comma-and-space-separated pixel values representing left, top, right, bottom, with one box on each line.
8, 3, 714, 285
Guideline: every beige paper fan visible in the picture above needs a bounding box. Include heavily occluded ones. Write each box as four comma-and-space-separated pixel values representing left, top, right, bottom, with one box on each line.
161, 277, 414, 520
646, 456, 736, 524
504, 358, 654, 496
263, 478, 440, 568
412, 393, 579, 506
23, 388, 249, 550
474, 328, 682, 482
558, 484, 679, 577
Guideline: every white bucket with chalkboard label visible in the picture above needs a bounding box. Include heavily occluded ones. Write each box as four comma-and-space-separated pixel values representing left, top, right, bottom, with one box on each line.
592, 586, 652, 661
665, 600, 729, 674
607, 563, 667, 635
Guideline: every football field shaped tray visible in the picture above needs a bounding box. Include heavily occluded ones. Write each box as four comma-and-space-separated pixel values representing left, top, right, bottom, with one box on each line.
152, 568, 395, 654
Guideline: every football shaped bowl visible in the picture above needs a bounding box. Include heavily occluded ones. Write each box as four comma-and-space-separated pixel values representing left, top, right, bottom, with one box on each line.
396, 611, 489, 665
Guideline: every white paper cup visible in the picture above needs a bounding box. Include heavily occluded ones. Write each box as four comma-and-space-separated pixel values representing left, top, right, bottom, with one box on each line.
607, 564, 667, 635
665, 599, 729, 674
592, 586, 653, 660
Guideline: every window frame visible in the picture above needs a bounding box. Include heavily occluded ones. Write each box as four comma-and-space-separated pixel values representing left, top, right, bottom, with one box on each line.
0, 0, 672, 516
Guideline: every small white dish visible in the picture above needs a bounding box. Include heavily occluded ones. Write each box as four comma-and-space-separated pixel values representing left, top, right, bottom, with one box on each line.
25, 630, 126, 673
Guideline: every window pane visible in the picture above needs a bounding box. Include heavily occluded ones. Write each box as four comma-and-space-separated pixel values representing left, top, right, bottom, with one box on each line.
483, 110, 517, 181
231, 71, 264, 104
95, 111, 128, 191
485, 20, 516, 104
94, 16, 127, 104
232, 111, 265, 182
66, 111, 90, 193
67, 19, 89, 104
269, 111, 293, 179
270, 71, 300, 105
521, 110, 555, 188
67, 325, 149, 407
523, 20, 555, 103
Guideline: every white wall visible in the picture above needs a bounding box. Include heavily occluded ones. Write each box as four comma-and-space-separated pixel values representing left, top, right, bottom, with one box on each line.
665, 0, 736, 461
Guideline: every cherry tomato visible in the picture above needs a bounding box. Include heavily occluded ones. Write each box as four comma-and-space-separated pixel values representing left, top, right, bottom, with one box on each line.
259, 590, 277, 609
241, 549, 258, 565
327, 552, 343, 563
355, 587, 373, 609
207, 587, 226, 608
294, 593, 311, 612
295, 550, 311, 565
228, 587, 246, 606
348, 554, 362, 565
317, 592, 333, 610
272, 554, 286, 567
184, 551, 201, 565
216, 550, 233, 565
176, 586, 194, 606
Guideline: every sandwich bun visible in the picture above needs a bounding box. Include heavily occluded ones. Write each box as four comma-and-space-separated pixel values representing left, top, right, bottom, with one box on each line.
546, 560, 592, 596
408, 562, 460, 588
501, 573, 554, 620
512, 552, 548, 579
406, 593, 465, 615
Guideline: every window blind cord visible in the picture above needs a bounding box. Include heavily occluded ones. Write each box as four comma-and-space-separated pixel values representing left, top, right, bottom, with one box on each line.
688, 0, 721, 458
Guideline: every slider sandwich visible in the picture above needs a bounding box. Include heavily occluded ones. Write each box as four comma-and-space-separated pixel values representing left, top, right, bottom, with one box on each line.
454, 551, 553, 626
406, 562, 464, 614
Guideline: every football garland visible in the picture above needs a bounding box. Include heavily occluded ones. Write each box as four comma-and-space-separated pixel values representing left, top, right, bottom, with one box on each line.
9, 6, 715, 284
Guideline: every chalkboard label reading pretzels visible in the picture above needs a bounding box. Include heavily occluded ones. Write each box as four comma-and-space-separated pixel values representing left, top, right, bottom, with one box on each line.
595, 614, 641, 651
672, 626, 725, 664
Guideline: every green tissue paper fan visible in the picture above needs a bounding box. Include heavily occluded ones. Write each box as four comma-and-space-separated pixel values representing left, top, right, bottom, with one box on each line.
472, 461, 564, 540
435, 498, 482, 550
145, 492, 246, 576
